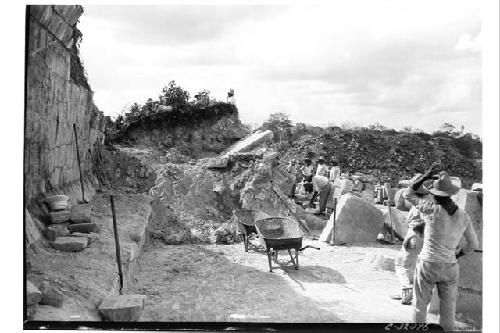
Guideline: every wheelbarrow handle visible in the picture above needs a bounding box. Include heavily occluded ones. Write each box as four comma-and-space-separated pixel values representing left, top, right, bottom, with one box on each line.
299, 245, 320, 251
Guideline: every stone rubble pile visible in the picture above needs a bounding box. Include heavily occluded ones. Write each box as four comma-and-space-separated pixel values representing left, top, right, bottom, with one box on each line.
39, 196, 99, 252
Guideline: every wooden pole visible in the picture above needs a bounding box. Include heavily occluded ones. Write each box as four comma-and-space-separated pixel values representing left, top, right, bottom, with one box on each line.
388, 205, 395, 242
110, 195, 124, 294
73, 123, 88, 203
330, 197, 337, 246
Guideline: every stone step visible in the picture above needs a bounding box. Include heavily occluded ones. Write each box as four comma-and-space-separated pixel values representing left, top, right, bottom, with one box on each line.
98, 294, 146, 321
50, 236, 88, 252
68, 222, 97, 234
49, 210, 71, 224
26, 280, 42, 306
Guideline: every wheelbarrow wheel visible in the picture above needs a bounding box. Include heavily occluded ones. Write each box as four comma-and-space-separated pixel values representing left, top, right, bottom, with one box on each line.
242, 234, 248, 252
267, 250, 273, 272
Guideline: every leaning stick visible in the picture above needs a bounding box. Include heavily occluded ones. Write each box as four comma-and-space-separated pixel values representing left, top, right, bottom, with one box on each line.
73, 123, 88, 203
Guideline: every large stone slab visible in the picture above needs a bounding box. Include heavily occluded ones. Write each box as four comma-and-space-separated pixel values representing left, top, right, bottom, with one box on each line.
382, 207, 409, 240
332, 179, 353, 199
49, 210, 71, 224
319, 194, 385, 243
98, 294, 146, 321
50, 237, 88, 252
70, 204, 92, 224
452, 189, 482, 249
27, 280, 42, 306
223, 130, 273, 157
68, 222, 97, 234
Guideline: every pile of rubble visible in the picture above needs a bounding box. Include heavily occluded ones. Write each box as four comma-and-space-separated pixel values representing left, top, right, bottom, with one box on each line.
284, 127, 481, 187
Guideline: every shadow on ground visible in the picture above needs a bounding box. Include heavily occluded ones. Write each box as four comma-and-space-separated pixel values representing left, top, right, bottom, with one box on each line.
132, 243, 345, 322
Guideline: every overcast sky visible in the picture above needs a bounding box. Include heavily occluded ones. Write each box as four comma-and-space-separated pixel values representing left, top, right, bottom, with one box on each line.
79, 1, 482, 135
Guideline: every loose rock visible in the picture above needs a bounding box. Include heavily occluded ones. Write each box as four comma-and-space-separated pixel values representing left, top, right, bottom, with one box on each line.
320, 194, 384, 243
68, 232, 98, 245
68, 222, 98, 234
50, 237, 88, 252
26, 280, 42, 305
49, 210, 71, 224
42, 224, 70, 241
39, 281, 64, 308
98, 294, 146, 321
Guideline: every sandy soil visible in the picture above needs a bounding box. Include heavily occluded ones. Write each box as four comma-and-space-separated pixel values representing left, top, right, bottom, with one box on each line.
131, 237, 445, 324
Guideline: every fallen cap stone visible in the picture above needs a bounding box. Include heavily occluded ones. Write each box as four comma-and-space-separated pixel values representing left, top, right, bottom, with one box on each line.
98, 294, 146, 321
50, 236, 88, 252
26, 280, 42, 305
68, 222, 97, 234
49, 210, 71, 224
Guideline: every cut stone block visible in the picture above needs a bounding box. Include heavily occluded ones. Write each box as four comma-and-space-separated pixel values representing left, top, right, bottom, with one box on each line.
320, 194, 385, 243
364, 254, 395, 272
382, 207, 409, 240
44, 195, 70, 211
70, 204, 92, 224
68, 222, 97, 234
50, 237, 88, 252
224, 130, 273, 157
50, 210, 71, 224
42, 224, 70, 241
457, 251, 482, 293
206, 157, 228, 169
27, 280, 42, 305
68, 232, 98, 245
39, 281, 64, 308
98, 294, 146, 321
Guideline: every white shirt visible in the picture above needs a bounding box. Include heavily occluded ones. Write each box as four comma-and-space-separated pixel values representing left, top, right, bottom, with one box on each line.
329, 166, 341, 182
316, 164, 329, 177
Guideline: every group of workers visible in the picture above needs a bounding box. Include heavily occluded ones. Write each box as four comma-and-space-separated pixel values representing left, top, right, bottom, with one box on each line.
287, 156, 341, 216
287, 158, 479, 331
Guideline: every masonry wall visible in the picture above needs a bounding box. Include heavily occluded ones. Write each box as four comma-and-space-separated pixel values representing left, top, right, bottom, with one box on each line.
25, 5, 105, 202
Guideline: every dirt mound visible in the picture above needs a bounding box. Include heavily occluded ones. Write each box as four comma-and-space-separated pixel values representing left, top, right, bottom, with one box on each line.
282, 127, 481, 187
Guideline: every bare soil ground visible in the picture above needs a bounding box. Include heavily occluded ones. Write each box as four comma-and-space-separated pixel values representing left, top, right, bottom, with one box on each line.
131, 237, 446, 324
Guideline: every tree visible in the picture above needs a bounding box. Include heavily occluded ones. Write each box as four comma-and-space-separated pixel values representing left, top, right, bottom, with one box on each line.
159, 80, 190, 110
194, 90, 210, 106
262, 112, 293, 143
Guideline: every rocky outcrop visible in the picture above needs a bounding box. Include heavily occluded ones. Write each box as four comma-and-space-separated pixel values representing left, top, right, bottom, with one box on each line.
116, 109, 250, 157
26, 5, 105, 202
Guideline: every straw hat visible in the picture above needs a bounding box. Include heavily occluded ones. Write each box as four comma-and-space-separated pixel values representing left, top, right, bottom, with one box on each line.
424, 171, 460, 197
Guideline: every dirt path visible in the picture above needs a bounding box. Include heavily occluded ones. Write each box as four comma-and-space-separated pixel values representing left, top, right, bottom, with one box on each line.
132, 238, 441, 323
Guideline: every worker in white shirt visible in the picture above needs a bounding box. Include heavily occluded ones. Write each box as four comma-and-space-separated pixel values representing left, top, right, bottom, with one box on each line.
308, 175, 334, 216
329, 158, 341, 183
315, 157, 329, 178
300, 158, 313, 182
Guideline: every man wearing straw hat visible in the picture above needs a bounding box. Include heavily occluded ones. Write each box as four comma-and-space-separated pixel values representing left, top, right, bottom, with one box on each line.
403, 166, 478, 331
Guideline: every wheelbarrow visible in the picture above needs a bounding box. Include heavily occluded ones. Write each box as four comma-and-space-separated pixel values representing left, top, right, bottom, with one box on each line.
254, 217, 319, 272
233, 209, 269, 252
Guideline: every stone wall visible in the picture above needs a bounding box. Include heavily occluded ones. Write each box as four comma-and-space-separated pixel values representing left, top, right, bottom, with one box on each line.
25, 5, 105, 202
